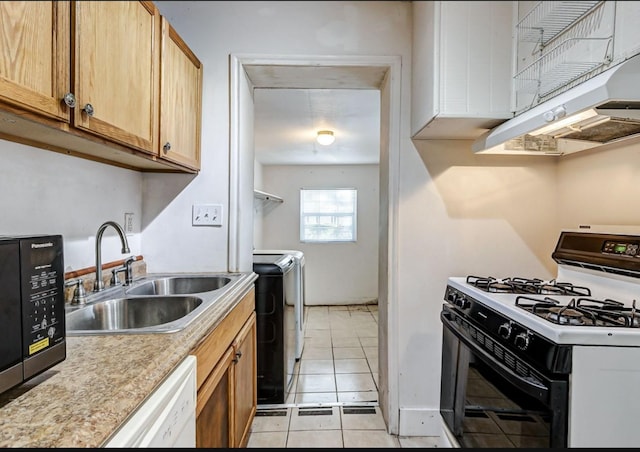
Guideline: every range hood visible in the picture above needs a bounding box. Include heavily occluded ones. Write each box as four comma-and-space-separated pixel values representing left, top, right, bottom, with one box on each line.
473, 53, 640, 156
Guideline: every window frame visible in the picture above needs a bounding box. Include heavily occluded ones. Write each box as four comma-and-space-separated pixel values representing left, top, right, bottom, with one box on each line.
299, 187, 358, 243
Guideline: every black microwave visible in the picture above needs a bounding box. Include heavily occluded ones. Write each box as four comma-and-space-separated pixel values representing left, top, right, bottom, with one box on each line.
0, 235, 66, 395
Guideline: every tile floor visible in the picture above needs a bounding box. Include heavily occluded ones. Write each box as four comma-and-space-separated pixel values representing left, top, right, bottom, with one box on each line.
289, 304, 380, 405
246, 304, 444, 448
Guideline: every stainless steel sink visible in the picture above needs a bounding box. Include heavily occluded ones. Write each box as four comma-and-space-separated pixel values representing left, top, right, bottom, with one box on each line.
125, 275, 231, 296
65, 273, 245, 335
65, 296, 203, 334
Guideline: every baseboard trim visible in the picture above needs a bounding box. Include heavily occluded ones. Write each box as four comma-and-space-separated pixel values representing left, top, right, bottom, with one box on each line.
398, 407, 443, 436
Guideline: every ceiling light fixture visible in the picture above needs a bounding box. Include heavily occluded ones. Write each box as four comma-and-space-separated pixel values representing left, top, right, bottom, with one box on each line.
316, 130, 335, 146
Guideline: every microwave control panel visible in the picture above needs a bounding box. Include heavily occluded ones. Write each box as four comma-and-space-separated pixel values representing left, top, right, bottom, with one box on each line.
19, 236, 65, 357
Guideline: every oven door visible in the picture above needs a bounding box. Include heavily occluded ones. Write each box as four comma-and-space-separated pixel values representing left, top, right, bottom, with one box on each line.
440, 306, 568, 448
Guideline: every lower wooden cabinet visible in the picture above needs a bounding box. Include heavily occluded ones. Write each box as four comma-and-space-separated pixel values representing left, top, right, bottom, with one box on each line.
193, 288, 257, 448
232, 312, 257, 447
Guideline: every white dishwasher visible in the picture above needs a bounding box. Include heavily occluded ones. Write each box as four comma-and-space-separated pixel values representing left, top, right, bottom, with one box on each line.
104, 355, 197, 448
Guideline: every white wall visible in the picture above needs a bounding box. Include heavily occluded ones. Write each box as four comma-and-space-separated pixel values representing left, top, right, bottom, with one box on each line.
147, 0, 412, 274
0, 140, 142, 272
253, 161, 265, 249
398, 139, 558, 434
257, 164, 379, 305
557, 141, 640, 228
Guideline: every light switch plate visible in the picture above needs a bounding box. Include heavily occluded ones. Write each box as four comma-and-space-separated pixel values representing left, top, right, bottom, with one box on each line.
192, 204, 223, 226
124, 212, 135, 234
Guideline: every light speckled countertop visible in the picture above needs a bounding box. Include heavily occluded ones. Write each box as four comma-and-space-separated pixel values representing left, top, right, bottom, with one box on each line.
0, 272, 257, 448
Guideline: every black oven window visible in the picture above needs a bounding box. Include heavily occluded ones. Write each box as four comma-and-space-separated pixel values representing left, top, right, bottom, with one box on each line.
462, 357, 551, 448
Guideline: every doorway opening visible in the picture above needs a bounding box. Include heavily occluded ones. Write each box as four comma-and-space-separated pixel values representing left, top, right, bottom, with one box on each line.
229, 54, 401, 433
253, 87, 380, 407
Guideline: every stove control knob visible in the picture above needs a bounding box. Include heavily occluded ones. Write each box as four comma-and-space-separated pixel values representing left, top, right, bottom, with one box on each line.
514, 332, 531, 351
498, 322, 513, 339
456, 296, 470, 310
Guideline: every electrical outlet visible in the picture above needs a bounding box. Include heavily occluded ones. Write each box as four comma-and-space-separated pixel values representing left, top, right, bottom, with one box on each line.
192, 204, 223, 226
124, 212, 135, 234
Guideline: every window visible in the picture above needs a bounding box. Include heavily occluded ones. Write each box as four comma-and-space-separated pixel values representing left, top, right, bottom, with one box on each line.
300, 188, 357, 242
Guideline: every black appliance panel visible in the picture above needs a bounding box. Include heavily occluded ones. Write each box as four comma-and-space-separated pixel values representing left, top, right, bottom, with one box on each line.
440, 304, 569, 448
253, 255, 295, 405
19, 236, 65, 363
445, 286, 572, 375
0, 240, 23, 388
552, 231, 640, 277
0, 235, 66, 394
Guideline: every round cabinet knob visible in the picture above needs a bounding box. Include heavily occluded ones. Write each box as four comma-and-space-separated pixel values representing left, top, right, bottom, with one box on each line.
514, 332, 531, 350
163, 142, 171, 154
83, 103, 94, 117
62, 92, 76, 108
498, 322, 512, 339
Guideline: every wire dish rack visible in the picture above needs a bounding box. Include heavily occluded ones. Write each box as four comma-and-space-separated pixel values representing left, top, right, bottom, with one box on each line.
514, 1, 613, 102
514, 36, 613, 97
516, 1, 603, 45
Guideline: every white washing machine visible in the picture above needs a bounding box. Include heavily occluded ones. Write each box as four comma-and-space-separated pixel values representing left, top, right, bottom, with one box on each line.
253, 250, 305, 360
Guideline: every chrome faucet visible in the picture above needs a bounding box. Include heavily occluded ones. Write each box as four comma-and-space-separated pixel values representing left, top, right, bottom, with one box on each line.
94, 221, 130, 292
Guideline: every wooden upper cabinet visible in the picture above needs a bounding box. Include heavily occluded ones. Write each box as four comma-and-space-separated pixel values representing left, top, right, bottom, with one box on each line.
0, 1, 201, 173
159, 17, 202, 170
0, 1, 70, 121
73, 1, 159, 154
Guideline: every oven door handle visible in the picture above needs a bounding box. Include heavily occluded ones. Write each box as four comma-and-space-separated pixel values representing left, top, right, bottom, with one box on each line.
441, 310, 550, 402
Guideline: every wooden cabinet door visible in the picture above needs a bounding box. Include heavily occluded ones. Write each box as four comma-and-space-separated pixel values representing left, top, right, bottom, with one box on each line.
233, 312, 257, 448
196, 347, 234, 448
158, 16, 202, 170
73, 0, 159, 154
0, 1, 70, 121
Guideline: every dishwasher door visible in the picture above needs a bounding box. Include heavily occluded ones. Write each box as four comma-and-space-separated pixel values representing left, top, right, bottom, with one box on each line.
104, 355, 197, 448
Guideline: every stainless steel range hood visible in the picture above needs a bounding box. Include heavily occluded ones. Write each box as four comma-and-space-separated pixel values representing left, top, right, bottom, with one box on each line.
472, 53, 640, 156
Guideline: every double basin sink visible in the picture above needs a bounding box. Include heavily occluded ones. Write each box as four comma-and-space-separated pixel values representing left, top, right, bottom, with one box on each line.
65, 273, 243, 335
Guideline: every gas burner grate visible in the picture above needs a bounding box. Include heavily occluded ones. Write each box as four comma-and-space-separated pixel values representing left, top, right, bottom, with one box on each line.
516, 296, 640, 327
466, 275, 591, 296
575, 298, 640, 328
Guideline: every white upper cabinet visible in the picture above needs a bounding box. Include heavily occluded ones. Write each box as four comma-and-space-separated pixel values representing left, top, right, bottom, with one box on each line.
411, 1, 514, 139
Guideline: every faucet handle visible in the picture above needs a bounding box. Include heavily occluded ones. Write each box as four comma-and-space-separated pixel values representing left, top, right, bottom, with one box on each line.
110, 256, 138, 287
65, 278, 88, 305
123, 256, 138, 285
110, 268, 122, 286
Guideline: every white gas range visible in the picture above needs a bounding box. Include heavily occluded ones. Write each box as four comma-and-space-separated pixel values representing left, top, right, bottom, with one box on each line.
440, 230, 640, 448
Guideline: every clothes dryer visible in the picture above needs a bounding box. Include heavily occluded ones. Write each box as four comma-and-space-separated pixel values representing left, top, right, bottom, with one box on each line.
253, 250, 305, 360
253, 253, 296, 404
